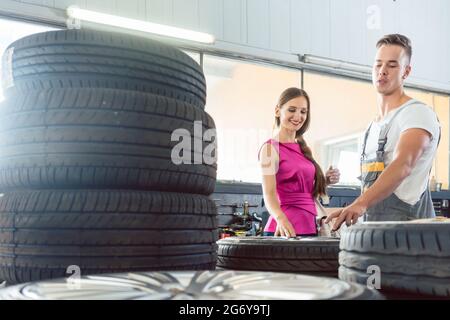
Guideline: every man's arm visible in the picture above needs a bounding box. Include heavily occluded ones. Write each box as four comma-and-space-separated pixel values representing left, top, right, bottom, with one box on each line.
325, 128, 432, 230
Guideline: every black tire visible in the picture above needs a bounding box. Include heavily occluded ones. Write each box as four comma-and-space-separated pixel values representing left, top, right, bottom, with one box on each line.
0, 270, 383, 300
0, 89, 216, 194
2, 29, 206, 109
339, 221, 450, 298
0, 259, 218, 286
339, 221, 450, 257
217, 236, 340, 276
339, 266, 449, 299
339, 250, 450, 278
0, 189, 219, 284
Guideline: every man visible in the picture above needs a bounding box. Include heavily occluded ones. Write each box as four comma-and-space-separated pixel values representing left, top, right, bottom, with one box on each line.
326, 34, 441, 231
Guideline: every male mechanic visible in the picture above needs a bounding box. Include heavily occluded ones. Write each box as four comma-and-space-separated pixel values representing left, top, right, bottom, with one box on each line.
326, 34, 441, 230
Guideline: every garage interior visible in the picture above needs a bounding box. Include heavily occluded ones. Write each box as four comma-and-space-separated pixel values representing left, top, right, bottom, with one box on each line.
0, 0, 449, 301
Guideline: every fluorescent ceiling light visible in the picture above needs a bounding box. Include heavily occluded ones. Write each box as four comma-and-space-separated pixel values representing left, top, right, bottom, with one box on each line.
301, 54, 372, 74
67, 6, 215, 44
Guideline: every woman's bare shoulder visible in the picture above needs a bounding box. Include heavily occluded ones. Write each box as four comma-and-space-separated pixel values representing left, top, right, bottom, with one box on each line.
259, 141, 279, 165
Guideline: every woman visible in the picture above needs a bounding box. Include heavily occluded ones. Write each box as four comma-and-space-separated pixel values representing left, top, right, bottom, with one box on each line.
259, 87, 340, 238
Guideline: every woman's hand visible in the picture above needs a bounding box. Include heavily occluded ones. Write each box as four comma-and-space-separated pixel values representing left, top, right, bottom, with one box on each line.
326, 166, 340, 185
274, 215, 296, 238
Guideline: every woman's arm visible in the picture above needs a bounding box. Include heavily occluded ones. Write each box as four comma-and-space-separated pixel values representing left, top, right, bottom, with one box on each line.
259, 143, 296, 238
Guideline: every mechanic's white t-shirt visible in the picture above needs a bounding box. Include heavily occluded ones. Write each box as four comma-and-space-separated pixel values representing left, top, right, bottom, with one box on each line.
363, 99, 441, 205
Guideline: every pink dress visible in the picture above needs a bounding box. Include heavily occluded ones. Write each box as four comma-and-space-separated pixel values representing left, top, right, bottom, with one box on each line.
261, 139, 317, 235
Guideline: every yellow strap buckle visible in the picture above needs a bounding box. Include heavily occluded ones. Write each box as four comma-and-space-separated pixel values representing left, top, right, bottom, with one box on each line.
361, 162, 385, 173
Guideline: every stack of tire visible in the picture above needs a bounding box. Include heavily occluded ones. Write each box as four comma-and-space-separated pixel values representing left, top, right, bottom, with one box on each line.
339, 220, 450, 299
0, 29, 218, 284
217, 236, 341, 278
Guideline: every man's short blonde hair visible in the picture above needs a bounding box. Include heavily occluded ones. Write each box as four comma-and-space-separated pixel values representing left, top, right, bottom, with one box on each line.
377, 34, 412, 63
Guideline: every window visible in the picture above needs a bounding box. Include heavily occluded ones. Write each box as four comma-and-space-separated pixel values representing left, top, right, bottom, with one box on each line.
0, 18, 57, 101
322, 134, 361, 186
303, 71, 377, 185
203, 55, 302, 182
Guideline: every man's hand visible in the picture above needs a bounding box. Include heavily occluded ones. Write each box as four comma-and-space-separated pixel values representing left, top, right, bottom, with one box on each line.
324, 202, 367, 231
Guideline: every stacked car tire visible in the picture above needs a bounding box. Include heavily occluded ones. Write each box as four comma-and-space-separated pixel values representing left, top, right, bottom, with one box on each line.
217, 236, 341, 278
338, 220, 450, 299
0, 29, 218, 284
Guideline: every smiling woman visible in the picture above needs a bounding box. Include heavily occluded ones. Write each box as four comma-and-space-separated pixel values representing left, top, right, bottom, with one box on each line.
259, 87, 339, 238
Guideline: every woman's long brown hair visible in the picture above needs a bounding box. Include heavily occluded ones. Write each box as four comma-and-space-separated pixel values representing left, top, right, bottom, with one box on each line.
275, 87, 327, 198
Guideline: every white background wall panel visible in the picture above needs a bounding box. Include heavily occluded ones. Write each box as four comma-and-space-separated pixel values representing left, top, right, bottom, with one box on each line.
115, 0, 146, 20
2, 0, 450, 87
50, 0, 87, 9
173, 0, 198, 30
198, 0, 223, 40
222, 0, 244, 43
396, 0, 427, 81
345, 0, 366, 65
443, 0, 450, 85
364, 0, 397, 66
330, 0, 350, 62
146, 0, 173, 25
290, 0, 312, 56
269, 0, 290, 52
247, 0, 270, 49
86, 0, 114, 14
309, 0, 330, 57
21, 0, 55, 6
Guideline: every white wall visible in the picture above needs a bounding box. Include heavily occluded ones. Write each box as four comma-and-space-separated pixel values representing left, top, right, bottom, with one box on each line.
1, 0, 449, 90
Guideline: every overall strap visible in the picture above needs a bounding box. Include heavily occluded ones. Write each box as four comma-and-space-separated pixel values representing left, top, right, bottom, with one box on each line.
361, 101, 414, 161
361, 122, 373, 161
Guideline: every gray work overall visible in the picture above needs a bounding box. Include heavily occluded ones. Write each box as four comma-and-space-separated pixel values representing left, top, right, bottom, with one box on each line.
360, 105, 436, 221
